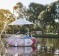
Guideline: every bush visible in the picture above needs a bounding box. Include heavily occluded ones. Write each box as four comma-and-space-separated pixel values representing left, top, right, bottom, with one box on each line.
33, 34, 59, 38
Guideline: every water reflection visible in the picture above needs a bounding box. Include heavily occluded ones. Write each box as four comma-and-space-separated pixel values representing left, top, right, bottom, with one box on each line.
1, 38, 59, 56
6, 46, 36, 56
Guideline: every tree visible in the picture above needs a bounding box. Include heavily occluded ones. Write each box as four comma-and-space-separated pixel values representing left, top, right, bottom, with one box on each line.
13, 2, 27, 19
26, 2, 46, 31
0, 9, 15, 32
27, 2, 45, 23
38, 1, 59, 34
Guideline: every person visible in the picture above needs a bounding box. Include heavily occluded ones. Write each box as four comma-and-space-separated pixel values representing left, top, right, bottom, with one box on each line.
29, 32, 31, 37
15, 41, 17, 47
24, 33, 30, 39
31, 37, 37, 47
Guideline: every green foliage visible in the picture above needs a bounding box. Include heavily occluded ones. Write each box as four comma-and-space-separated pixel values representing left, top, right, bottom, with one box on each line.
33, 34, 59, 38
20, 26, 28, 34
27, 2, 45, 22
13, 2, 26, 18
0, 9, 15, 32
38, 1, 59, 34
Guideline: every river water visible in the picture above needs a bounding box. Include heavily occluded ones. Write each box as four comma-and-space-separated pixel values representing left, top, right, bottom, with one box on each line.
0, 38, 59, 56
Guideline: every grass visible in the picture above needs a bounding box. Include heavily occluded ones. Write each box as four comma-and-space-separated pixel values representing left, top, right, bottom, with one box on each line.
33, 34, 59, 38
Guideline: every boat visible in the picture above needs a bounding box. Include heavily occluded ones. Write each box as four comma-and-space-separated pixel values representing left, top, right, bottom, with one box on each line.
6, 34, 36, 47
6, 18, 37, 47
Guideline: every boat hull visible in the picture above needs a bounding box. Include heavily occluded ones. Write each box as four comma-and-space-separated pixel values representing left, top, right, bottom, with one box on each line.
6, 36, 36, 47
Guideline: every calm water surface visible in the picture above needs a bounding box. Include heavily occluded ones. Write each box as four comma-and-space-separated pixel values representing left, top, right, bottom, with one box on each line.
1, 38, 59, 56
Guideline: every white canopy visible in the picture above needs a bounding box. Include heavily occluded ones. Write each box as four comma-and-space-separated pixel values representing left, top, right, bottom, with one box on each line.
9, 18, 33, 25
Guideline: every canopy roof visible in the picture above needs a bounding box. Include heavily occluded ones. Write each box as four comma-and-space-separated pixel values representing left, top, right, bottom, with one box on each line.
9, 18, 33, 25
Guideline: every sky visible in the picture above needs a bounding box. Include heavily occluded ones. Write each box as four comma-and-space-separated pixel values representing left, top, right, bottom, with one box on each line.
0, 0, 57, 13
